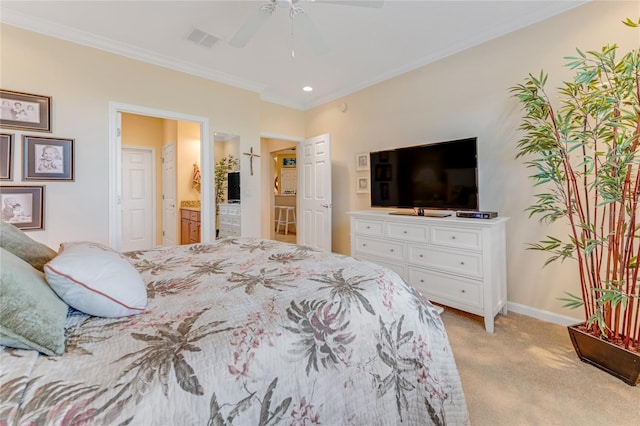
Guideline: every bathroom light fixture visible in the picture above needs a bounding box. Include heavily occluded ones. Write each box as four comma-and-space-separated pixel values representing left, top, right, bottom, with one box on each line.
303, 86, 313, 92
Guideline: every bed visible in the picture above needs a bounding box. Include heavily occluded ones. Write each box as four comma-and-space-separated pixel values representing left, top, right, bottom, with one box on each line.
0, 231, 469, 425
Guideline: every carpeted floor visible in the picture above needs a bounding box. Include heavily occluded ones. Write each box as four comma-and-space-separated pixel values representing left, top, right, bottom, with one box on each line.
439, 307, 639, 426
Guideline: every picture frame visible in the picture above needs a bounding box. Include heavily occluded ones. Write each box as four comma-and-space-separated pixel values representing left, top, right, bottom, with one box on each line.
23, 135, 74, 181
355, 152, 369, 171
0, 89, 52, 132
0, 185, 45, 230
0, 133, 13, 180
283, 157, 296, 167
356, 176, 370, 194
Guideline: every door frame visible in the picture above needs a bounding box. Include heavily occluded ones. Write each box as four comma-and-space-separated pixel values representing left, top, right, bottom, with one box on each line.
108, 102, 211, 250
260, 133, 303, 242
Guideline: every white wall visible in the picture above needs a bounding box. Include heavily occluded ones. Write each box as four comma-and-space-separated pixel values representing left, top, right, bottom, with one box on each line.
304, 0, 639, 321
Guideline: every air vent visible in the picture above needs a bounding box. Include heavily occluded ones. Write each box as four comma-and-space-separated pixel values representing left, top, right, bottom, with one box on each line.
187, 28, 220, 48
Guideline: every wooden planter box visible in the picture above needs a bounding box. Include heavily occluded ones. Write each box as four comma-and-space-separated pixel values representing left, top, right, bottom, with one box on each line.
568, 324, 640, 386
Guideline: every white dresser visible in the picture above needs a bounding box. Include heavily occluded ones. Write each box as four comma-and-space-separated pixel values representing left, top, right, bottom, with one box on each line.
218, 203, 241, 238
348, 210, 508, 332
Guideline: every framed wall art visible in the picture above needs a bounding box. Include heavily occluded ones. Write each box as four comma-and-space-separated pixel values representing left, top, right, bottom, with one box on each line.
356, 176, 370, 194
283, 157, 296, 167
23, 135, 74, 181
0, 185, 45, 230
0, 89, 51, 132
355, 152, 369, 171
0, 133, 13, 180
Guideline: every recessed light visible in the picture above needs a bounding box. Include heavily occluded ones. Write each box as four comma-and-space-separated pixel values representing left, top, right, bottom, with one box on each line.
303, 86, 313, 92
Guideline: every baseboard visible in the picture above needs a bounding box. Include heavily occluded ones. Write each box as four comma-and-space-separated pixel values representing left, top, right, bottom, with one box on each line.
507, 301, 580, 327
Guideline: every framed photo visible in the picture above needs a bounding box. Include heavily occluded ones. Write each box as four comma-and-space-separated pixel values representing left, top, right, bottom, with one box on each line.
0, 89, 51, 132
23, 135, 74, 181
0, 133, 13, 180
355, 152, 369, 171
356, 176, 370, 194
283, 157, 296, 167
0, 185, 45, 230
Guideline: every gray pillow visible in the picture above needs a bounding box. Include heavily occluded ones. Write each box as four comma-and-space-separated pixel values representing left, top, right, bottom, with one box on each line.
0, 220, 56, 271
0, 248, 68, 356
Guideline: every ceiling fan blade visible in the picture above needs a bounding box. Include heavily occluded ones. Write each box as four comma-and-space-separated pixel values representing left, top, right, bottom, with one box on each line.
311, 0, 384, 8
229, 5, 274, 48
294, 10, 329, 54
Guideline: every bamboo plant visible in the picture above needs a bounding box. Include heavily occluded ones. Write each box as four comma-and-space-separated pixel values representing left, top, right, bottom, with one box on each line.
510, 18, 639, 352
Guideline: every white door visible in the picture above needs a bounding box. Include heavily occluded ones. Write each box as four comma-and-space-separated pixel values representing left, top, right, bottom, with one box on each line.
162, 143, 177, 246
121, 147, 155, 251
299, 134, 332, 251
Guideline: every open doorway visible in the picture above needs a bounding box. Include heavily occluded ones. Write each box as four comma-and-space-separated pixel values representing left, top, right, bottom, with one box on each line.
272, 146, 297, 244
262, 136, 298, 244
108, 102, 211, 251
119, 113, 202, 251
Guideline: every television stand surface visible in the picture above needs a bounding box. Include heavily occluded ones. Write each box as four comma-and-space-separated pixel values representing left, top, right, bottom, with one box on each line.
389, 210, 451, 218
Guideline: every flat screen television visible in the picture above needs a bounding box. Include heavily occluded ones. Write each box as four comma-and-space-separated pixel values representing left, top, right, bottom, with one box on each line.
369, 137, 478, 211
227, 171, 240, 203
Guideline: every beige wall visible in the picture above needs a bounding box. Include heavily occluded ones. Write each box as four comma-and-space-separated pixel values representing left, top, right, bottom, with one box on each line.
0, 23, 296, 246
304, 1, 639, 322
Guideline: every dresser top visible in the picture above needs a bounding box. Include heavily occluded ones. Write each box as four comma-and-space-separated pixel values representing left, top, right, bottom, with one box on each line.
347, 209, 509, 226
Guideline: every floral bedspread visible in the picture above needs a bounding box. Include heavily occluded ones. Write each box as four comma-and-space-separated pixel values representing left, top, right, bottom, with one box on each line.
1, 238, 469, 425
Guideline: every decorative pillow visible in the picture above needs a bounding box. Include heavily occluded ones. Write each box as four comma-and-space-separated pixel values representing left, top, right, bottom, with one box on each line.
44, 241, 147, 318
0, 220, 57, 271
0, 248, 68, 356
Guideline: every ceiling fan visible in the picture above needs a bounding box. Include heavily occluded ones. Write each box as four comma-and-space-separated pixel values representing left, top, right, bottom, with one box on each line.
229, 0, 383, 56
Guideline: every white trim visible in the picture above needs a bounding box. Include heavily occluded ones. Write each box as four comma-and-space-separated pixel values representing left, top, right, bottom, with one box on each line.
260, 132, 304, 143
507, 301, 581, 327
108, 102, 211, 250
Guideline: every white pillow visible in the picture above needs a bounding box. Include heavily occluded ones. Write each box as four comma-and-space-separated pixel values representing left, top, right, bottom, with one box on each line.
44, 241, 147, 317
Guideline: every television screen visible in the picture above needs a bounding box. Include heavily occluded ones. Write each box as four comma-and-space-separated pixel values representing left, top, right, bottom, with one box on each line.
370, 138, 478, 210
227, 171, 240, 203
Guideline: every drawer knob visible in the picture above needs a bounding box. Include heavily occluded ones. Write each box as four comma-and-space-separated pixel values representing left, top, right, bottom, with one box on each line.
403, 230, 407, 234
460, 261, 465, 265
419, 254, 424, 258
366, 226, 371, 229
390, 249, 394, 252
461, 289, 466, 293
420, 279, 424, 283
451, 236, 456, 240
363, 244, 367, 247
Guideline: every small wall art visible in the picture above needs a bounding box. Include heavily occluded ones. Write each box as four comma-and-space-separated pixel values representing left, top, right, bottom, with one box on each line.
355, 152, 369, 171
23, 135, 74, 181
0, 133, 13, 180
0, 185, 45, 230
0, 89, 51, 132
356, 176, 370, 194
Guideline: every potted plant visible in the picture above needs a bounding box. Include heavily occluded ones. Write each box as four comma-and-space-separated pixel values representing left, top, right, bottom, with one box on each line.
510, 18, 639, 385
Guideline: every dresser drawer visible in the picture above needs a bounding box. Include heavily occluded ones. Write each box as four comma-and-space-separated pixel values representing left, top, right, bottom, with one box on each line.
409, 267, 482, 309
353, 236, 405, 261
227, 205, 241, 216
431, 226, 482, 251
219, 205, 229, 215
354, 254, 407, 281
353, 219, 384, 237
408, 245, 482, 278
387, 222, 428, 242
189, 210, 200, 221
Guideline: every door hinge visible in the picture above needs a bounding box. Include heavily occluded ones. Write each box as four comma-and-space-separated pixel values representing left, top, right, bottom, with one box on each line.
117, 128, 121, 137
